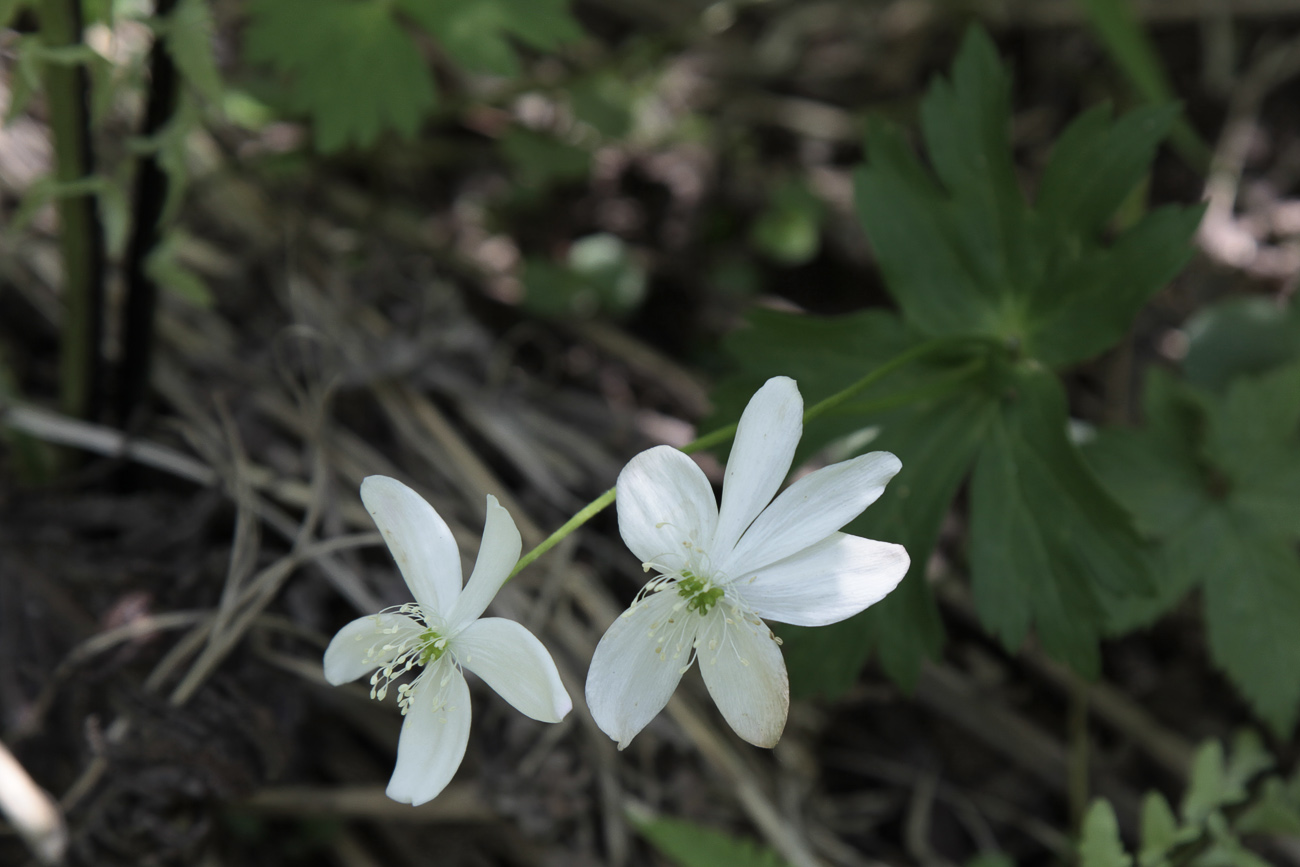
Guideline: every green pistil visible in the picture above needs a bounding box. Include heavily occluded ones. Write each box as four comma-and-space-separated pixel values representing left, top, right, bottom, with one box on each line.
418, 628, 447, 665
677, 570, 724, 615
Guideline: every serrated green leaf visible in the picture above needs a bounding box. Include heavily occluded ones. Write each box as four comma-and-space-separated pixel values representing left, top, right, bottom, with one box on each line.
1184, 296, 1300, 391
1225, 731, 1274, 801
1081, 800, 1133, 867
1184, 741, 1227, 825
1084, 371, 1218, 631
853, 26, 1199, 367
1089, 363, 1300, 733
245, 0, 436, 152
635, 816, 791, 867
395, 0, 581, 77
162, 0, 223, 104
969, 366, 1155, 674
1139, 791, 1180, 866
1236, 778, 1300, 836
1038, 102, 1179, 235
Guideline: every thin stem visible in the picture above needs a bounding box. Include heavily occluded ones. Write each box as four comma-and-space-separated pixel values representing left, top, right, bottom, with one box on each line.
509, 487, 616, 578
39, 0, 106, 421
509, 336, 990, 578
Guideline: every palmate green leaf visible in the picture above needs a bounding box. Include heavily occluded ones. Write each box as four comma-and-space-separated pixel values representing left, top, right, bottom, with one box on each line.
245, 0, 436, 152
395, 0, 582, 77
635, 816, 790, 867
854, 26, 1201, 368
1086, 363, 1300, 735
969, 366, 1155, 675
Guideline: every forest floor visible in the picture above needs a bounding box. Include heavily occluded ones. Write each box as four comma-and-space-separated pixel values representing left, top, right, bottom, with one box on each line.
3, 2, 1300, 865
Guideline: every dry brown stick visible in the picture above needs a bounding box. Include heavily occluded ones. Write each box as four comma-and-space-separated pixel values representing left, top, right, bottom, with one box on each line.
914, 664, 1143, 832
1199, 31, 1300, 278
374, 382, 546, 545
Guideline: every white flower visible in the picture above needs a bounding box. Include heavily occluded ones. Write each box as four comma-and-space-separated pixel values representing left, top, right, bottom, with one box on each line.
324, 476, 572, 806
585, 376, 909, 749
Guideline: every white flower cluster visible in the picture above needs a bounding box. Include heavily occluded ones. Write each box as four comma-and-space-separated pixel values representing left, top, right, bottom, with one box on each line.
325, 376, 909, 804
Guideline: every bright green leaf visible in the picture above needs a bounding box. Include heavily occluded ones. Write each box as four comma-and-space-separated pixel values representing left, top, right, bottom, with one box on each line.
245, 0, 436, 152
1139, 791, 1180, 866
635, 816, 791, 867
1080, 800, 1133, 867
1183, 740, 1227, 825
163, 0, 223, 105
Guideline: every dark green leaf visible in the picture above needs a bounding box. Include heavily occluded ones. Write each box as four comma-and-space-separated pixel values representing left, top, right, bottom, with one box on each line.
969, 366, 1155, 674
1037, 102, 1179, 235
1183, 296, 1300, 391
1025, 204, 1203, 368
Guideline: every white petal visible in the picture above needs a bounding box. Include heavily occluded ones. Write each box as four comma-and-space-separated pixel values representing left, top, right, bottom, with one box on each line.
361, 476, 462, 614
697, 606, 789, 748
737, 533, 909, 627
385, 662, 472, 806
447, 496, 522, 632
616, 446, 719, 573
323, 612, 422, 685
585, 591, 693, 749
724, 451, 902, 575
455, 617, 571, 723
712, 377, 803, 559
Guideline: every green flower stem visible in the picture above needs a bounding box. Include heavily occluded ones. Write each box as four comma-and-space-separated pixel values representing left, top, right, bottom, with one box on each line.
510, 486, 616, 578
508, 336, 988, 579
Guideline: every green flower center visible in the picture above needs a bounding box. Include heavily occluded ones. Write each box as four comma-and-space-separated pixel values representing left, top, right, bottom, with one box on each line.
418, 628, 448, 665
677, 570, 724, 616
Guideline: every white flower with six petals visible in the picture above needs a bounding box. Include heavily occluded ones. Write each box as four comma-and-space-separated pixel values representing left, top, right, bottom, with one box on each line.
324, 476, 572, 806
585, 376, 910, 749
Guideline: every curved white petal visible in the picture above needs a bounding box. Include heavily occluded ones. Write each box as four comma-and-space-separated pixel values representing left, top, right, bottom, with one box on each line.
712, 377, 803, 559
385, 662, 472, 806
736, 533, 909, 627
455, 617, 571, 723
697, 606, 789, 748
724, 451, 902, 575
585, 591, 693, 749
447, 496, 522, 632
324, 612, 422, 686
361, 476, 462, 614
616, 446, 719, 574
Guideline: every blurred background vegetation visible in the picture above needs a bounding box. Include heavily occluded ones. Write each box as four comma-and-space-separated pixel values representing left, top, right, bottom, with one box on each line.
3, 1, 1300, 865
